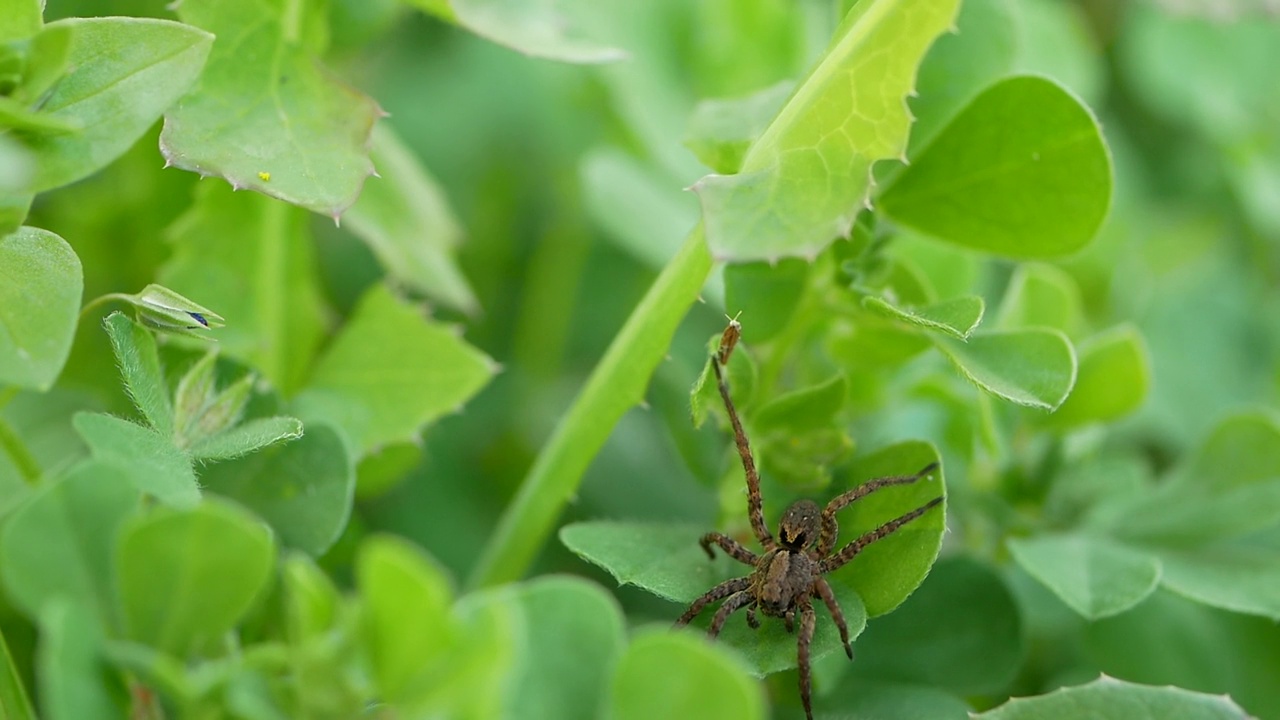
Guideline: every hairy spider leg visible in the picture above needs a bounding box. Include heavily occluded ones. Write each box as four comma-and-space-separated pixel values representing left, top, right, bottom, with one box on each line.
711, 356, 774, 549
797, 601, 817, 720
812, 577, 853, 659
675, 577, 750, 627
817, 462, 940, 556
699, 531, 760, 565
745, 604, 760, 629
708, 591, 755, 638
820, 496, 945, 574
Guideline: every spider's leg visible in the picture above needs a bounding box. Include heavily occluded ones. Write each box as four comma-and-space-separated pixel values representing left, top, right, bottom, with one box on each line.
813, 577, 852, 659
820, 496, 944, 574
816, 463, 939, 556
675, 577, 749, 627
797, 600, 817, 720
712, 356, 775, 550
784, 608, 795, 634
708, 591, 754, 639
699, 532, 760, 566
746, 603, 759, 629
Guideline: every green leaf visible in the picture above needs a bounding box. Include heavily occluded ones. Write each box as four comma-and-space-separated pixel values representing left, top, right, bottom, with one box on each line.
343, 123, 478, 314
863, 295, 984, 339
684, 82, 793, 174
723, 259, 809, 344
161, 183, 327, 394
282, 553, 341, 643
102, 312, 173, 436
1185, 409, 1280, 491
0, 96, 79, 134
14, 23, 72, 105
201, 423, 352, 556
995, 262, 1084, 334
906, 0, 1017, 151
356, 534, 455, 703
116, 499, 275, 656
560, 521, 725, 603
0, 226, 82, 391
0, 0, 41, 42
754, 374, 847, 433
162, 0, 380, 216
974, 676, 1250, 720
24, 18, 212, 191
466, 576, 626, 719
933, 328, 1077, 410
1158, 544, 1280, 620
0, 191, 33, 236
1007, 534, 1161, 620
407, 0, 626, 64
37, 601, 126, 720
1046, 325, 1151, 428
0, 622, 36, 720
608, 629, 764, 720
880, 76, 1112, 258
696, 0, 961, 261
850, 557, 1023, 695
72, 413, 199, 508
0, 461, 139, 627
189, 416, 303, 462
815, 678, 970, 720
828, 441, 945, 617
292, 283, 495, 457
579, 148, 699, 270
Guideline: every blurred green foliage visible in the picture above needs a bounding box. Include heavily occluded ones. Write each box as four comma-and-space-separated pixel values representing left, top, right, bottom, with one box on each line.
1, 0, 1279, 717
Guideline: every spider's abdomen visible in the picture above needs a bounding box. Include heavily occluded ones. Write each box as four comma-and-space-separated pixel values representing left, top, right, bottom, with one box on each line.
754, 549, 816, 616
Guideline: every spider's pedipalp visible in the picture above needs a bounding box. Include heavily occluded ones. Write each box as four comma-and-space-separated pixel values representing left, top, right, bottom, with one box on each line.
820, 495, 944, 574
817, 462, 940, 556
699, 531, 759, 566
675, 576, 749, 627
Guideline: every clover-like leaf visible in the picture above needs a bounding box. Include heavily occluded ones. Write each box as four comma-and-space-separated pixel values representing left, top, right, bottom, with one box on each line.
608, 629, 764, 720
995, 262, 1084, 334
863, 295, 985, 339
1046, 325, 1151, 428
343, 123, 478, 314
1008, 533, 1161, 620
72, 413, 199, 509
292, 283, 496, 457
933, 328, 1077, 410
974, 676, 1250, 720
0, 226, 82, 391
17, 18, 211, 191
162, 0, 380, 216
696, 0, 961, 261
116, 499, 275, 657
880, 76, 1113, 258
406, 0, 626, 64
201, 423, 351, 556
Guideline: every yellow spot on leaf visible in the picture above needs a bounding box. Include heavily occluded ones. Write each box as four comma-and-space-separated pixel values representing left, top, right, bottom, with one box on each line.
258, 171, 271, 181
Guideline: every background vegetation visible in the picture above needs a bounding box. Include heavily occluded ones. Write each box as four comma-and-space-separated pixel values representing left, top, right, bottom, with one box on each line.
2, 0, 1279, 718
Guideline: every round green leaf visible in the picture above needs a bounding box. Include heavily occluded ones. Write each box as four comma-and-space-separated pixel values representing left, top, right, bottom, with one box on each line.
116, 499, 275, 657
995, 262, 1084, 334
200, 423, 353, 556
863, 295, 985, 339
850, 557, 1023, 695
1047, 325, 1151, 428
880, 76, 1113, 258
816, 678, 970, 720
975, 676, 1251, 720
356, 534, 456, 703
406, 0, 626, 64
934, 328, 1077, 410
829, 441, 946, 617
560, 521, 727, 604
608, 629, 764, 720
26, 18, 213, 191
1158, 544, 1280, 621
0, 226, 82, 391
1185, 410, 1280, 491
1008, 533, 1161, 620
1, 462, 139, 628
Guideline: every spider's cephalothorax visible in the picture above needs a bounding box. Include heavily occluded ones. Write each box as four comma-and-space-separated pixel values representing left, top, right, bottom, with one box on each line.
675, 332, 944, 720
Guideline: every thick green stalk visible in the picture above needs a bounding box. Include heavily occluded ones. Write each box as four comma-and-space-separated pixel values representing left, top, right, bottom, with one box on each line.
468, 226, 713, 589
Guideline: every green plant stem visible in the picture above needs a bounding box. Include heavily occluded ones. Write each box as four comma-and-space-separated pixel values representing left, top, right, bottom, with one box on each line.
467, 226, 714, 589
0, 623, 36, 720
79, 292, 135, 320
0, 414, 40, 485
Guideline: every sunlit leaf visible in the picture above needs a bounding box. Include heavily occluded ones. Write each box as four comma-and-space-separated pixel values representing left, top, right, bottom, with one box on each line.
1008, 533, 1161, 620
974, 676, 1250, 720
933, 328, 1077, 410
0, 226, 81, 391
608, 629, 764, 720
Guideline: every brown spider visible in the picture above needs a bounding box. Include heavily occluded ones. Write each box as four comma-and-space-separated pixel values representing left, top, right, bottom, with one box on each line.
675, 337, 944, 720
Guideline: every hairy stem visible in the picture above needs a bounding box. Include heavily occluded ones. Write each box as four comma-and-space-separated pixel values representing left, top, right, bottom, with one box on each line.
468, 226, 713, 589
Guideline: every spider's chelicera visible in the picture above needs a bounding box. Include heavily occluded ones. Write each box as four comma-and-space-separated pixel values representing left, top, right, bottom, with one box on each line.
675, 329, 944, 720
